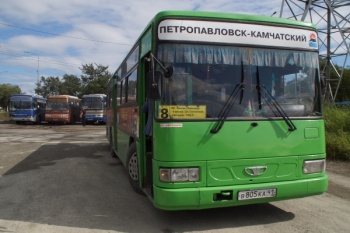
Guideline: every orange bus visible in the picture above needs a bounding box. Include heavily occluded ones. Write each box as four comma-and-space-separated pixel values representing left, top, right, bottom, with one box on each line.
45, 95, 81, 124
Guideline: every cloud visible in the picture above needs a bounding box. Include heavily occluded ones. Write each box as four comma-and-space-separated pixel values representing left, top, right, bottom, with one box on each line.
1, 0, 347, 94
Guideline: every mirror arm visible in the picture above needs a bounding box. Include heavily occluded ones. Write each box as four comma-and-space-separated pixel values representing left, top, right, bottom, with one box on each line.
150, 53, 167, 72
150, 53, 173, 78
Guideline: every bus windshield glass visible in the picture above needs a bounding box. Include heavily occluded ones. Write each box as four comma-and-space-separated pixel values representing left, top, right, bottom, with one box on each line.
81, 97, 104, 110
9, 96, 33, 110
46, 102, 70, 110
156, 43, 320, 120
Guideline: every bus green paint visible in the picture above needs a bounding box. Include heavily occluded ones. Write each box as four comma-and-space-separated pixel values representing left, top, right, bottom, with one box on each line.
106, 10, 327, 210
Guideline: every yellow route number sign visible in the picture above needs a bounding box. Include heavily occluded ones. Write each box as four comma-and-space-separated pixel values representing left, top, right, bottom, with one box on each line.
159, 105, 206, 119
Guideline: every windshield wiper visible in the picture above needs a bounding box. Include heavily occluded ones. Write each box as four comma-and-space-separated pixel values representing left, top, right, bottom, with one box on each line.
210, 62, 245, 134
255, 67, 297, 132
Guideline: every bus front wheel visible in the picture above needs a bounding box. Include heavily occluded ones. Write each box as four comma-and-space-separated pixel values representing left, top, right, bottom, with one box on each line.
127, 142, 143, 195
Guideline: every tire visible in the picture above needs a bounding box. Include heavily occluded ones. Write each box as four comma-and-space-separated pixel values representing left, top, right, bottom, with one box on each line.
111, 148, 117, 158
126, 142, 143, 194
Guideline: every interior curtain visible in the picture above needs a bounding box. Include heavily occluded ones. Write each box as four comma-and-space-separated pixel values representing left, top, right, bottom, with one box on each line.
157, 44, 318, 68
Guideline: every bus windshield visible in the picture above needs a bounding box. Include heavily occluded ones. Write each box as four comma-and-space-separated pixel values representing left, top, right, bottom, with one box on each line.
81, 97, 104, 110
46, 102, 70, 110
9, 97, 33, 110
156, 43, 320, 120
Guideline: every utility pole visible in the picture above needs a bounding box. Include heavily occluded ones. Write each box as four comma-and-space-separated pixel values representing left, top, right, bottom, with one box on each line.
24, 51, 40, 83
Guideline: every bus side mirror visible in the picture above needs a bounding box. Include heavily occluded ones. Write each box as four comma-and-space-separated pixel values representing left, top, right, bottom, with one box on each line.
147, 71, 162, 100
164, 65, 174, 78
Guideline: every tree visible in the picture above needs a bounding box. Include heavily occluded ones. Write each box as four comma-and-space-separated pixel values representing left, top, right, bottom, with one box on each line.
336, 66, 350, 101
60, 74, 81, 96
35, 76, 61, 97
320, 59, 350, 102
0, 84, 21, 110
33, 63, 112, 98
79, 63, 112, 96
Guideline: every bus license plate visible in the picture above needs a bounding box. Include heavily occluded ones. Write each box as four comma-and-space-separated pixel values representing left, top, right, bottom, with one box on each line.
238, 188, 276, 201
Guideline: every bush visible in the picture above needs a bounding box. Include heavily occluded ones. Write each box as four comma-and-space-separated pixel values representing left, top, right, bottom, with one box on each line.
324, 104, 350, 161
0, 111, 9, 121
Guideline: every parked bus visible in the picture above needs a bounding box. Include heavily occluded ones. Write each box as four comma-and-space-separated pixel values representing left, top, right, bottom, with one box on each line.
106, 11, 328, 210
81, 94, 107, 124
8, 94, 46, 124
45, 95, 81, 124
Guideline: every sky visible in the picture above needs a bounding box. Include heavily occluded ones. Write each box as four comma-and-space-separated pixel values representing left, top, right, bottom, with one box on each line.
0, 0, 348, 94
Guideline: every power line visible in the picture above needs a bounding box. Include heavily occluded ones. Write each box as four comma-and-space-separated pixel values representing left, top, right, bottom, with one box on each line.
0, 50, 81, 68
0, 22, 132, 46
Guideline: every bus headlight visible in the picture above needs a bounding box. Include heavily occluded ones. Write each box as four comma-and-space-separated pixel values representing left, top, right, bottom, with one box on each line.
303, 159, 325, 174
60, 114, 68, 118
159, 168, 199, 182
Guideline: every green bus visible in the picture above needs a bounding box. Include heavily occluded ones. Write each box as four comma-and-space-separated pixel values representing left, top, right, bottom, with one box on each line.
106, 11, 328, 210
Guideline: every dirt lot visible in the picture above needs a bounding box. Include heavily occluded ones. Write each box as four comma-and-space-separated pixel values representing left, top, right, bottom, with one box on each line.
325, 160, 350, 201
0, 122, 350, 233
327, 160, 350, 176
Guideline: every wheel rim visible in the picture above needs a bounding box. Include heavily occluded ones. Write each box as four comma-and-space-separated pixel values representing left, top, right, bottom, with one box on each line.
128, 152, 138, 181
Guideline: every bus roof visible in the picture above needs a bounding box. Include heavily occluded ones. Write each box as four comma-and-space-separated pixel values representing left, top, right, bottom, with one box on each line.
47, 95, 79, 100
10, 94, 46, 100
151, 11, 316, 29
131, 10, 317, 50
82, 94, 106, 97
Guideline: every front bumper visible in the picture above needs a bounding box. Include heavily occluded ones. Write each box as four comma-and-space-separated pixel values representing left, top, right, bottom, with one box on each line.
10, 117, 35, 122
153, 175, 328, 210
